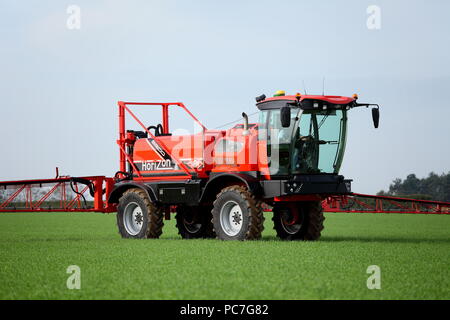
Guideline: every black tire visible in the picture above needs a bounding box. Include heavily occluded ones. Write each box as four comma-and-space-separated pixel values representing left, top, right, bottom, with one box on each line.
273, 201, 324, 241
212, 185, 264, 241
175, 205, 215, 239
116, 188, 163, 239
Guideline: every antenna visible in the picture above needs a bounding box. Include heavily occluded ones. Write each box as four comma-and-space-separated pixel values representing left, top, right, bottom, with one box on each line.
302, 80, 308, 95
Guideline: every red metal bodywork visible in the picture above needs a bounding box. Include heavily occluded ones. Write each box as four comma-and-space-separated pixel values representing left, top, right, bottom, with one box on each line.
118, 101, 210, 180
117, 101, 267, 181
263, 94, 355, 105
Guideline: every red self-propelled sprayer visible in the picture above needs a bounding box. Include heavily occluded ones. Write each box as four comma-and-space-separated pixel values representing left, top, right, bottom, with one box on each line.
1, 91, 448, 241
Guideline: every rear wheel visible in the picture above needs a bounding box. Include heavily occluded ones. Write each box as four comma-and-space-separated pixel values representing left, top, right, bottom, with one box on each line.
117, 188, 164, 239
273, 201, 324, 240
212, 185, 264, 240
175, 205, 215, 239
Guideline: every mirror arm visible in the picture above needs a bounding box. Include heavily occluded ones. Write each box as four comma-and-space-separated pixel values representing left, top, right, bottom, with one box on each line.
349, 103, 380, 129
351, 103, 380, 109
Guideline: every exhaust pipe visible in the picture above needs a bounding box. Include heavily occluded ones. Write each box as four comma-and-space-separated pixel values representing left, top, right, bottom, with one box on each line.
242, 112, 249, 136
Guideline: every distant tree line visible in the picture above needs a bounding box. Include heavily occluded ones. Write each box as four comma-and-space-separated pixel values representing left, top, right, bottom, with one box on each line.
377, 172, 450, 202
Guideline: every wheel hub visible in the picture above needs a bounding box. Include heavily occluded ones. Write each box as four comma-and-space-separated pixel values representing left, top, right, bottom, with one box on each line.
123, 202, 144, 236
220, 201, 243, 237
183, 218, 202, 233
134, 212, 143, 224
232, 212, 242, 225
280, 208, 302, 234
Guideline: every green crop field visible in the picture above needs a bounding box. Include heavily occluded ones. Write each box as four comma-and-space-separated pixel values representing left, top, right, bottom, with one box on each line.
0, 211, 448, 300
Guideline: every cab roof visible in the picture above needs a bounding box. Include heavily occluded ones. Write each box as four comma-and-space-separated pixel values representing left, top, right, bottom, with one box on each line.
256, 94, 356, 110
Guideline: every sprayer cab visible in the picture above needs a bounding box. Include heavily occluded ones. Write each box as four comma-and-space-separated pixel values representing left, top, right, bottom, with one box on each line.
255, 92, 379, 179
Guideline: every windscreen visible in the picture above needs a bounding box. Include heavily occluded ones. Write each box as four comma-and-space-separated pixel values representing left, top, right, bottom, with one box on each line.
259, 107, 347, 176
292, 109, 347, 174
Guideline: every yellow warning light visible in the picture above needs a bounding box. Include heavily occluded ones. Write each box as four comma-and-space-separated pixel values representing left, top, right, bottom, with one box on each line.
296, 92, 302, 98
352, 93, 358, 100
274, 90, 286, 97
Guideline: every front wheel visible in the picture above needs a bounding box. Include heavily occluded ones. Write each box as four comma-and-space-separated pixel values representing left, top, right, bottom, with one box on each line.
273, 201, 324, 240
212, 186, 264, 241
116, 188, 164, 239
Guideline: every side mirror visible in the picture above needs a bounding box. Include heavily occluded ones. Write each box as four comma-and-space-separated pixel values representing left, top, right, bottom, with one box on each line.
280, 106, 291, 128
372, 107, 380, 129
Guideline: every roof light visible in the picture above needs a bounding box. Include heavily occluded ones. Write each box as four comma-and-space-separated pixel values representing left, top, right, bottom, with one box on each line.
352, 93, 358, 100
273, 90, 285, 97
255, 94, 266, 102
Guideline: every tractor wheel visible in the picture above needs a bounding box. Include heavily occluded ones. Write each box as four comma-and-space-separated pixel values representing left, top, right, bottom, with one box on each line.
212, 185, 264, 241
272, 201, 324, 241
175, 205, 215, 239
116, 188, 163, 239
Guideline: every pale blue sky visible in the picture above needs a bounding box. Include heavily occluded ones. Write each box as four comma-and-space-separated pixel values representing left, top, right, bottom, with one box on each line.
1, 0, 449, 193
